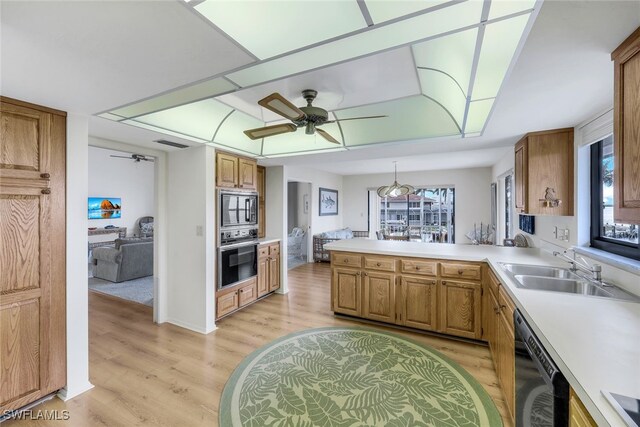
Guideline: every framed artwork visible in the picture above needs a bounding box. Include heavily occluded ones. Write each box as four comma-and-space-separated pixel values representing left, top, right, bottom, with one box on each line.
319, 187, 338, 216
88, 197, 122, 220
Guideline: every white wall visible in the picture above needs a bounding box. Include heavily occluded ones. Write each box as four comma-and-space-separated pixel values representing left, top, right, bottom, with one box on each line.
88, 146, 155, 235
166, 145, 216, 333
266, 166, 288, 293
342, 167, 492, 244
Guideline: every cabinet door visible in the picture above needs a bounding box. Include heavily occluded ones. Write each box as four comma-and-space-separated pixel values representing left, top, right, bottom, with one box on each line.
514, 139, 527, 212
439, 280, 482, 339
217, 290, 239, 318
569, 389, 597, 427
257, 256, 269, 297
332, 268, 361, 316
613, 30, 640, 223
238, 158, 257, 190
401, 276, 437, 331
487, 289, 500, 360
257, 166, 266, 238
268, 253, 280, 292
362, 271, 395, 323
498, 310, 515, 424
239, 280, 257, 307
216, 152, 238, 188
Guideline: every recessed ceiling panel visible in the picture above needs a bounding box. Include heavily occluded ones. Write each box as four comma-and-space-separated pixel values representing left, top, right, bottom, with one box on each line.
418, 69, 466, 128
226, 0, 483, 87
488, 0, 536, 20
336, 96, 460, 146
134, 98, 233, 141
365, 0, 451, 24
110, 77, 237, 119
213, 110, 264, 156
194, 0, 366, 60
122, 120, 209, 143
465, 98, 494, 133
261, 121, 343, 156
472, 13, 530, 100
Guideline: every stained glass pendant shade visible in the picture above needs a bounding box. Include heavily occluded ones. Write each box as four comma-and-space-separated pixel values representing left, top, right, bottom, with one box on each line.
377, 162, 415, 197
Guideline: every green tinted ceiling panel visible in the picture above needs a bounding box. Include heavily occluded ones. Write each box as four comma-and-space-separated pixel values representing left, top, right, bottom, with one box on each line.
417, 69, 466, 129
472, 13, 530, 100
488, 0, 536, 20
110, 78, 236, 118
195, 0, 366, 60
365, 0, 450, 24
465, 98, 494, 133
213, 110, 264, 155
261, 121, 343, 156
122, 120, 207, 143
226, 1, 482, 87
134, 99, 232, 141
98, 112, 125, 121
336, 96, 460, 146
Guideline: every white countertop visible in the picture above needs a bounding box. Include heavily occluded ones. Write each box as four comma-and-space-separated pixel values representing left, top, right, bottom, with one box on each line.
258, 237, 281, 245
325, 239, 640, 427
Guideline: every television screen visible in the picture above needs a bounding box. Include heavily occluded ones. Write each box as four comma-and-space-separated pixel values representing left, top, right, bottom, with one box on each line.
88, 197, 122, 220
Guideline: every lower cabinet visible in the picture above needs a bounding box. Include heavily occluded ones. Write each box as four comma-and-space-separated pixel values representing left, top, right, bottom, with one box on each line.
363, 271, 396, 323
400, 276, 438, 331
569, 388, 597, 427
439, 279, 482, 339
216, 278, 256, 318
258, 242, 281, 297
332, 268, 362, 316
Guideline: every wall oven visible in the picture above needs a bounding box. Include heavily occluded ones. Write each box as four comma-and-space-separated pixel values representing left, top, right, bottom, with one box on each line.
514, 309, 569, 427
218, 241, 258, 290
219, 190, 258, 229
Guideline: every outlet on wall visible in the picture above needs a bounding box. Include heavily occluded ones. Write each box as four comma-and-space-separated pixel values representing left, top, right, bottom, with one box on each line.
196, 225, 203, 236
553, 226, 569, 241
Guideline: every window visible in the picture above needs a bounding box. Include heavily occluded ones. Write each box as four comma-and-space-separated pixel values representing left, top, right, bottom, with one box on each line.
590, 136, 640, 260
372, 187, 455, 243
504, 174, 513, 239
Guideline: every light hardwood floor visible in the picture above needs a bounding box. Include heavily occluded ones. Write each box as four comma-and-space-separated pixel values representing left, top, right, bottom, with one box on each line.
5, 263, 512, 426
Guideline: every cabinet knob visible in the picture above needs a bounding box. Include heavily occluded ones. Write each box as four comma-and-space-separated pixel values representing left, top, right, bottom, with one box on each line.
457, 269, 464, 275
442, 281, 447, 285
431, 280, 436, 285
415, 266, 420, 270
41, 188, 51, 195
494, 306, 500, 314
376, 262, 381, 267
40, 173, 50, 179
363, 272, 368, 277
344, 259, 349, 263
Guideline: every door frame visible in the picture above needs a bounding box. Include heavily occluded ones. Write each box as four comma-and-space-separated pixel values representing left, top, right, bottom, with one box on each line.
286, 179, 313, 263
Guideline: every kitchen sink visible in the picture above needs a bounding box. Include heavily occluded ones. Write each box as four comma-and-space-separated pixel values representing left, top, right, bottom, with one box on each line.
501, 263, 579, 279
499, 263, 640, 302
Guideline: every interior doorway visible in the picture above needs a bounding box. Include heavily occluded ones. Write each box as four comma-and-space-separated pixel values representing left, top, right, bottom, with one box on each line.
287, 181, 312, 269
87, 146, 156, 317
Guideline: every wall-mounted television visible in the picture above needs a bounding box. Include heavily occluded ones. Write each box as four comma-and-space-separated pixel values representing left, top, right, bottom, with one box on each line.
88, 197, 121, 220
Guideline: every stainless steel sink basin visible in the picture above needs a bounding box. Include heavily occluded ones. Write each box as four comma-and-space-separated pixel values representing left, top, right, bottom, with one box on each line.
501, 263, 578, 279
514, 275, 613, 297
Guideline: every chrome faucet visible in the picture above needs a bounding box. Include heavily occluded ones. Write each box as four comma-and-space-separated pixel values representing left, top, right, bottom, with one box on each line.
552, 249, 607, 284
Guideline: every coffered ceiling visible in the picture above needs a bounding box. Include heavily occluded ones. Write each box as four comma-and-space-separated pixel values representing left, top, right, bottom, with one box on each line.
97, 0, 539, 158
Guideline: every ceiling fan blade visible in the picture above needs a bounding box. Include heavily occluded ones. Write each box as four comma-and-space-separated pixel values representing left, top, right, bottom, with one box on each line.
316, 128, 340, 144
258, 93, 306, 121
244, 123, 297, 140
324, 115, 387, 124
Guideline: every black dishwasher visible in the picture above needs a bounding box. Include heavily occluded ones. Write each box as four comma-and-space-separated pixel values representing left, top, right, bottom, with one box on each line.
514, 310, 570, 426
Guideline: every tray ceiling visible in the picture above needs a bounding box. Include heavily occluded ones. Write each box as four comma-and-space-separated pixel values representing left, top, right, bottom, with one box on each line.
99, 0, 540, 158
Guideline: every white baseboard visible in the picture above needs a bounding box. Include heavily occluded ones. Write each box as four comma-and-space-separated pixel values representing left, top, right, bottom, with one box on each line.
166, 317, 216, 334
57, 381, 94, 401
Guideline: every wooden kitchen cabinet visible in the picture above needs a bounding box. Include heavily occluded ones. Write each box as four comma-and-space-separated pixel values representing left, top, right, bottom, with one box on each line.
257, 242, 280, 297
362, 271, 396, 323
332, 267, 362, 316
497, 305, 516, 423
514, 128, 574, 216
400, 276, 438, 331
612, 27, 640, 223
268, 243, 281, 292
216, 288, 240, 318
439, 280, 482, 339
569, 388, 597, 427
257, 166, 266, 238
215, 151, 257, 190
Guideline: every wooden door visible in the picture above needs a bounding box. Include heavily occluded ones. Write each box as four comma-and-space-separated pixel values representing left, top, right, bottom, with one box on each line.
401, 276, 437, 331
268, 253, 280, 292
216, 290, 239, 318
257, 166, 266, 238
362, 271, 395, 323
487, 288, 500, 360
612, 27, 640, 223
497, 309, 515, 423
569, 389, 597, 427
238, 279, 257, 307
238, 158, 257, 190
257, 255, 269, 297
332, 268, 361, 316
0, 98, 66, 412
216, 152, 238, 188
439, 280, 482, 339
514, 138, 527, 213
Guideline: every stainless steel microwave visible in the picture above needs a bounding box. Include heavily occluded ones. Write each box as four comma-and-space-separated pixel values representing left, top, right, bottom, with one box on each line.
219, 190, 258, 229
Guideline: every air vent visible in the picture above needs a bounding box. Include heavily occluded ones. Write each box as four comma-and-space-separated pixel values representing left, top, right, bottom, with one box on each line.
154, 139, 188, 149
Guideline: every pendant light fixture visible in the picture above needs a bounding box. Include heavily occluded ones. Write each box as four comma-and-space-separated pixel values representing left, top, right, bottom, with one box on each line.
377, 162, 415, 198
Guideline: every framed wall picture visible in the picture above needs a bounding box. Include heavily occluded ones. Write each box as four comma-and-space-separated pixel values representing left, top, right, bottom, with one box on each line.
319, 187, 338, 216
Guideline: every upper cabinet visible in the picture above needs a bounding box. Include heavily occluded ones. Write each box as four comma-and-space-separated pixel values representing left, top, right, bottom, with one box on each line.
514, 128, 574, 216
612, 27, 640, 224
215, 151, 257, 190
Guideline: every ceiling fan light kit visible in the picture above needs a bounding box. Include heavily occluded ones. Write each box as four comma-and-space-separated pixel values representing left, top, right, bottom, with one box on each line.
377, 162, 415, 197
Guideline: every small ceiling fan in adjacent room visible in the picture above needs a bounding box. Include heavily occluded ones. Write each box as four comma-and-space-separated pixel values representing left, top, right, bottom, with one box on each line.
243, 89, 387, 144
110, 153, 155, 162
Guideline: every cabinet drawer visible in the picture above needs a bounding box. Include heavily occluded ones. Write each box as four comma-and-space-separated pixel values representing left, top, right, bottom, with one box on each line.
333, 253, 362, 268
364, 256, 396, 272
258, 245, 269, 258
441, 262, 482, 281
239, 279, 257, 307
400, 259, 437, 276
269, 243, 280, 256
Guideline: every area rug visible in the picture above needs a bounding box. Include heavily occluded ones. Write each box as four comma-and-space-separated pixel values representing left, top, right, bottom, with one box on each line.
88, 276, 153, 306
220, 327, 502, 427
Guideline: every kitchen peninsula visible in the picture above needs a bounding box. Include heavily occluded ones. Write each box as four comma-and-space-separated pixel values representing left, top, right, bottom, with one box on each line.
325, 239, 640, 427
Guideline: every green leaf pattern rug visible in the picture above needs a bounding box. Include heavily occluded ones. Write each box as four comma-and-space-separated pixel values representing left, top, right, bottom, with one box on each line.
220, 327, 502, 426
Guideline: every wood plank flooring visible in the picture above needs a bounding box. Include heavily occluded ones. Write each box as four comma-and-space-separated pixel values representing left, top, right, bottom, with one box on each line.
4, 263, 512, 426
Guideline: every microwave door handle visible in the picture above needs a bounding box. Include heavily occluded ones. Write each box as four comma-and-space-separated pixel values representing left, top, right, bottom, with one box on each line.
245, 199, 250, 222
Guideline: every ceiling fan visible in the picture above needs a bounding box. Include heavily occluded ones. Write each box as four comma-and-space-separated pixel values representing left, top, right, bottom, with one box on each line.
110, 153, 155, 163
243, 89, 387, 144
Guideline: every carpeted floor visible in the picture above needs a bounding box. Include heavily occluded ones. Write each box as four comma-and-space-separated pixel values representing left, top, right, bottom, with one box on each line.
88, 275, 154, 306
220, 326, 502, 427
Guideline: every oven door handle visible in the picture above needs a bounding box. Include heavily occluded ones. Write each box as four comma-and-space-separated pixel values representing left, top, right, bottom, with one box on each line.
219, 241, 258, 251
